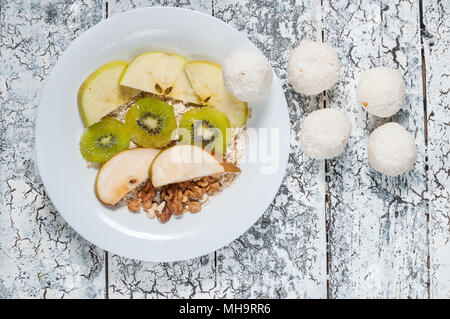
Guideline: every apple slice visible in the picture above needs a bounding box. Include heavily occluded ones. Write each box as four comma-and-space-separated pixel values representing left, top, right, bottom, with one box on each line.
150, 145, 240, 187
184, 61, 248, 127
78, 61, 140, 127
95, 148, 160, 205
119, 51, 200, 104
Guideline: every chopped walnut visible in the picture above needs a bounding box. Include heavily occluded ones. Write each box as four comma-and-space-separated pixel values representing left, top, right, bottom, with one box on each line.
206, 182, 222, 196
127, 198, 141, 212
167, 186, 184, 216
139, 182, 156, 209
184, 183, 204, 199
188, 201, 202, 213
156, 204, 172, 223
168, 201, 184, 216
195, 179, 209, 188
162, 185, 175, 201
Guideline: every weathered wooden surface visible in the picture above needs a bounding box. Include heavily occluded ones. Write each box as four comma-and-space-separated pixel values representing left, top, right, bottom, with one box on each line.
1, 0, 449, 299
212, 0, 327, 298
422, 0, 450, 300
322, 0, 429, 298
0, 0, 105, 298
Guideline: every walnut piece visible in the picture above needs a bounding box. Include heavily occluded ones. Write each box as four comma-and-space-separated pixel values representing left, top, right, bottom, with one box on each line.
184, 185, 204, 200
188, 201, 202, 213
195, 180, 209, 188
206, 182, 222, 196
170, 188, 184, 216
156, 204, 172, 223
168, 201, 184, 216
127, 198, 141, 212
139, 182, 156, 209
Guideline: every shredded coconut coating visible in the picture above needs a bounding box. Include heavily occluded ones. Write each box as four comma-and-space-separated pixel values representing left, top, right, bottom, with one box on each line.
223, 49, 273, 102
368, 122, 417, 176
287, 41, 340, 95
301, 108, 352, 159
357, 67, 405, 117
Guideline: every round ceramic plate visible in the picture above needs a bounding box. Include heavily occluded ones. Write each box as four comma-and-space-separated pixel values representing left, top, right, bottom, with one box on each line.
35, 7, 290, 262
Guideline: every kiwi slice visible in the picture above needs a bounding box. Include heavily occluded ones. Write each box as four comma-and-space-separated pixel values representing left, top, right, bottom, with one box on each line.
179, 107, 231, 154
126, 98, 177, 148
80, 117, 130, 163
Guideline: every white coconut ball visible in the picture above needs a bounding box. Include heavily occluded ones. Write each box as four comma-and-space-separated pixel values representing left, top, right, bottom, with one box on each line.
357, 67, 405, 117
368, 122, 417, 176
222, 49, 273, 102
301, 109, 352, 159
287, 41, 340, 95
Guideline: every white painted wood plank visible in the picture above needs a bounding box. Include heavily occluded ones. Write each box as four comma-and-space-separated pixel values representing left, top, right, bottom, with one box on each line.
106, 0, 212, 14
322, 0, 429, 298
422, 0, 450, 300
0, 0, 105, 298
105, 0, 217, 299
212, 0, 327, 298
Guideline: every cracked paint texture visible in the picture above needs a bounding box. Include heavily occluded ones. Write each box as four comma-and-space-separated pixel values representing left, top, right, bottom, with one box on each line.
322, 0, 428, 298
423, 0, 450, 300
0, 0, 105, 298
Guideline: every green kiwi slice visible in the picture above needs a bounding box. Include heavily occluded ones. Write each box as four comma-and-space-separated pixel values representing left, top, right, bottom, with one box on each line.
126, 98, 177, 148
179, 107, 231, 154
80, 117, 130, 163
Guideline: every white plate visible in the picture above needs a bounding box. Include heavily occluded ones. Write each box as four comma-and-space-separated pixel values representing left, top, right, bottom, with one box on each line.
35, 7, 290, 262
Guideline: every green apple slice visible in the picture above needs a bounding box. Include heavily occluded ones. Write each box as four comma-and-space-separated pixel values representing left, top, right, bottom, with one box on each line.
78, 61, 140, 127
184, 61, 248, 127
95, 148, 160, 205
119, 51, 200, 104
150, 144, 240, 187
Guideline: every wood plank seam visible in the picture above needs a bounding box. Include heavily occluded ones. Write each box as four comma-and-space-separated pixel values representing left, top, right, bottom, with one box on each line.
211, 0, 327, 298
418, 0, 431, 300
422, 0, 450, 299
104, 0, 109, 300
0, 0, 105, 298
319, 0, 332, 299
322, 0, 429, 298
